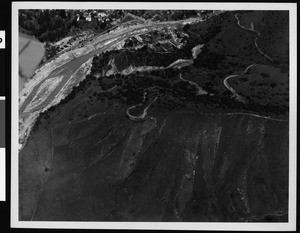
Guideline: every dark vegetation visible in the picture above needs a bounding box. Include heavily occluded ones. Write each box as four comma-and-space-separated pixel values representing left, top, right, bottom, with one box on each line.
32, 10, 289, 133
19, 10, 213, 43
254, 11, 289, 71
228, 67, 289, 107
19, 10, 113, 43
19, 10, 78, 42
42, 42, 60, 62
123, 10, 207, 21
22, 10, 289, 222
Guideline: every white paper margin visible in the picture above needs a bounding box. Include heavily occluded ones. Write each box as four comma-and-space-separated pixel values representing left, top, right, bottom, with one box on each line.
11, 2, 297, 231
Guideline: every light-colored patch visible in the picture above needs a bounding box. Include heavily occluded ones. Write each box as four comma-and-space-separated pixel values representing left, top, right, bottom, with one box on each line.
106, 58, 118, 76
25, 75, 64, 112
19, 48, 82, 110
191, 44, 205, 59
179, 73, 208, 95
19, 111, 40, 151
54, 36, 73, 47
159, 117, 168, 135
121, 65, 163, 75
167, 59, 194, 69
52, 57, 93, 109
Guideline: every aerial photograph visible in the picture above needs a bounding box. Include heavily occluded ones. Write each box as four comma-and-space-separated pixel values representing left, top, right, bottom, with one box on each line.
18, 9, 289, 222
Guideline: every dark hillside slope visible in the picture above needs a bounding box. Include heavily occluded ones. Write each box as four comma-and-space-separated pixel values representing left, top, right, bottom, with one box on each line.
20, 104, 288, 221
239, 11, 289, 68
19, 10, 289, 222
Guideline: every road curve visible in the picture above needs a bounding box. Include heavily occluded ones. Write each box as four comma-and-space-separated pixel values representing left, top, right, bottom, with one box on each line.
223, 64, 259, 103
234, 13, 273, 62
179, 73, 208, 95
20, 17, 204, 116
224, 13, 275, 103
223, 74, 245, 102
127, 95, 158, 121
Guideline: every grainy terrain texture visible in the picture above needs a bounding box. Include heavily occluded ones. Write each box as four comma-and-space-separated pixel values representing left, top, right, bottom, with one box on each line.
19, 10, 289, 222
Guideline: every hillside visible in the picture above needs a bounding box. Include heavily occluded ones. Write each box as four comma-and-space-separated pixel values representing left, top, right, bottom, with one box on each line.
20, 104, 288, 221
19, 10, 289, 222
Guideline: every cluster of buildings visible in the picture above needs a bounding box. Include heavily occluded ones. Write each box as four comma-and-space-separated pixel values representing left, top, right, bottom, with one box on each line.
75, 10, 113, 23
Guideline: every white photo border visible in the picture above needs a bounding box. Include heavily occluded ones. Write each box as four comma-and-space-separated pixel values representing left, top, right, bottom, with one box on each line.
11, 2, 297, 231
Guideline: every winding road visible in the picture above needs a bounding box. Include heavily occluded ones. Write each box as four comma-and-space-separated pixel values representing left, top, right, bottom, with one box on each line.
19, 12, 287, 151
234, 13, 273, 62
126, 96, 158, 121
179, 73, 208, 95
20, 16, 204, 116
18, 17, 205, 150
223, 64, 257, 103
223, 14, 274, 103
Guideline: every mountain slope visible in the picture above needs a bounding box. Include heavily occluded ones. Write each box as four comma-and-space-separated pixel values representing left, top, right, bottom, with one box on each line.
20, 103, 288, 221
19, 10, 289, 222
